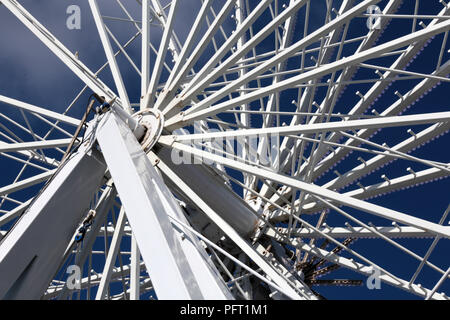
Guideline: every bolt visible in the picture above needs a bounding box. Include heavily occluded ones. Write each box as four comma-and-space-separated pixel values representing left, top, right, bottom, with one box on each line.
356, 91, 364, 100
395, 91, 404, 100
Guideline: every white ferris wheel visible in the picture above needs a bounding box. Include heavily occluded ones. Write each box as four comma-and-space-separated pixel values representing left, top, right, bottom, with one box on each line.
0, 0, 449, 300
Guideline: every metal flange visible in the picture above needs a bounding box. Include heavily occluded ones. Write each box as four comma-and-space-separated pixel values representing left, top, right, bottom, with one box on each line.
133, 108, 164, 153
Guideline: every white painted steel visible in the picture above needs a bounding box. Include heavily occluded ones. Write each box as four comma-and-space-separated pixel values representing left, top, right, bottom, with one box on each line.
0, 145, 106, 299
89, 0, 132, 114
161, 140, 450, 239
155, 147, 259, 237
96, 112, 231, 299
151, 153, 303, 300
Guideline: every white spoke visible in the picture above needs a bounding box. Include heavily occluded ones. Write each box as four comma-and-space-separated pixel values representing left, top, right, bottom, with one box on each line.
167, 111, 450, 141
89, 0, 132, 114
96, 207, 127, 300
166, 19, 450, 129
141, 0, 151, 105
143, 0, 180, 109
151, 152, 303, 299
162, 140, 450, 239
0, 139, 72, 153
0, 95, 80, 127
2, 0, 126, 110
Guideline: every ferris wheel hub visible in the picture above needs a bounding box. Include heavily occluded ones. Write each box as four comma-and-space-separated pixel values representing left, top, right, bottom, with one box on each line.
133, 108, 165, 153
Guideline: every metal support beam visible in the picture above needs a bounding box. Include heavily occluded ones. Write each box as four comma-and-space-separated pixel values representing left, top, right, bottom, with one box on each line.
166, 17, 450, 129
164, 0, 382, 123
155, 147, 259, 237
57, 181, 117, 300
0, 95, 80, 127
0, 171, 55, 197
167, 111, 450, 141
166, 0, 305, 118
2, 0, 126, 111
96, 208, 127, 300
141, 0, 151, 110
277, 226, 440, 239
44, 262, 147, 299
95, 112, 232, 299
265, 228, 448, 300
151, 153, 304, 299
129, 234, 141, 300
89, 0, 132, 113
0, 139, 72, 153
0, 199, 32, 228
155, 0, 236, 111
154, 0, 213, 109
143, 0, 180, 109
0, 145, 106, 299
161, 140, 450, 239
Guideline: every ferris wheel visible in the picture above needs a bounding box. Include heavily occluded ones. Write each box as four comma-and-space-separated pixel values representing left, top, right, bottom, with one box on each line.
0, 0, 449, 300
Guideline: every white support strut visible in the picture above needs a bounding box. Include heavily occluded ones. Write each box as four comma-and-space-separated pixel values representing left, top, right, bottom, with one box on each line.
0, 145, 106, 299
95, 111, 232, 300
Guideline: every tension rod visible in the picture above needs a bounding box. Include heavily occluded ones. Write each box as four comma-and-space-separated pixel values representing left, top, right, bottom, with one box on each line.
61, 98, 96, 163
